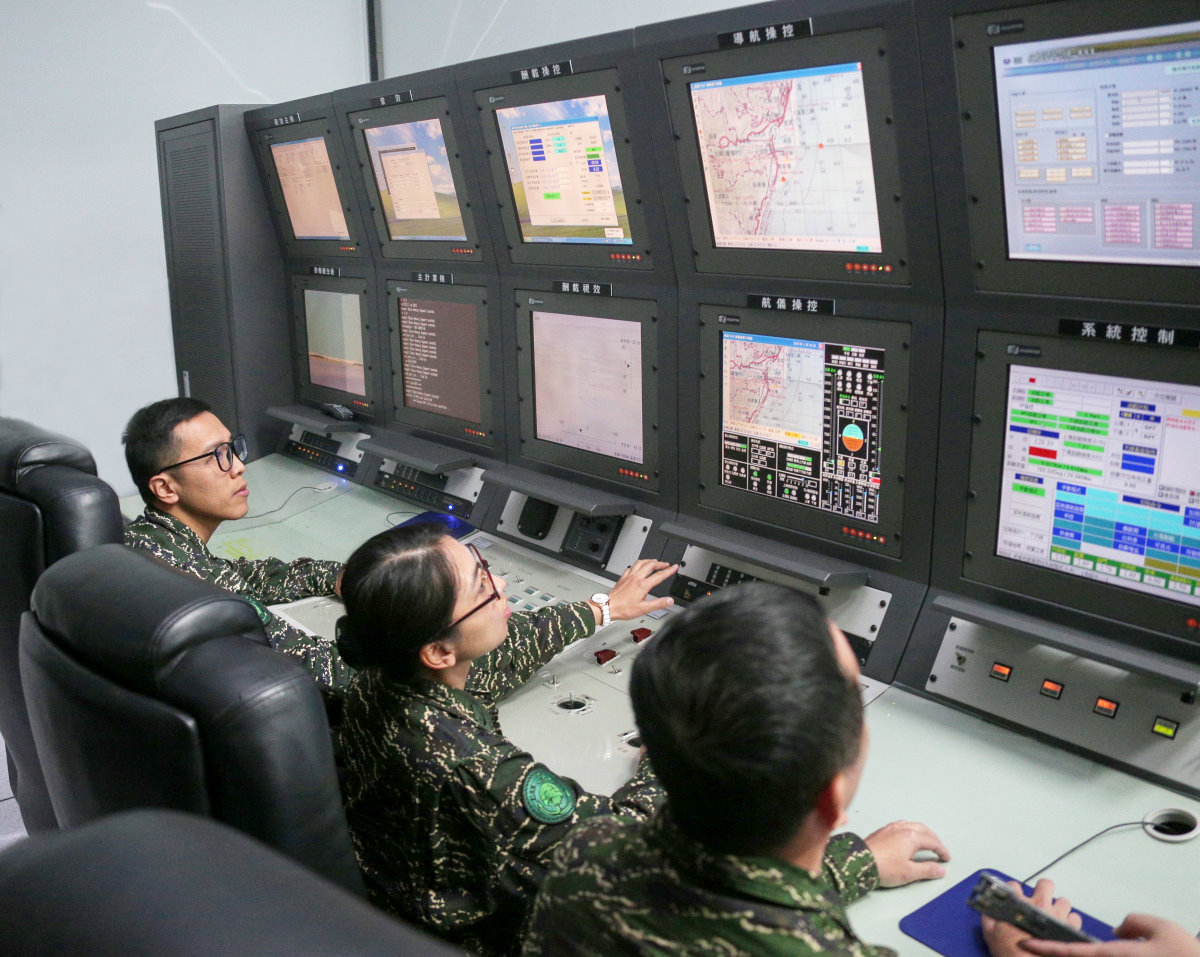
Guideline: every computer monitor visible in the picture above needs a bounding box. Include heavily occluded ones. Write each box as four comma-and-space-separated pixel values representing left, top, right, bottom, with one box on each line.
289, 272, 381, 420
962, 329, 1200, 654
659, 25, 909, 284
387, 279, 497, 451
346, 97, 485, 263
692, 306, 911, 561
514, 290, 660, 494
953, 1, 1199, 302
474, 70, 656, 271
249, 114, 366, 259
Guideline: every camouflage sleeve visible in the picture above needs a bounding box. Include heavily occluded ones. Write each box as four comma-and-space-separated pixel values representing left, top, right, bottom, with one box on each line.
821, 832, 880, 904
220, 555, 342, 604
449, 745, 664, 889
467, 602, 595, 699
249, 597, 355, 692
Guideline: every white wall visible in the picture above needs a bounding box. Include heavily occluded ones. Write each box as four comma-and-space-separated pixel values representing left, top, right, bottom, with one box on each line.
0, 0, 368, 496
381, 0, 763, 77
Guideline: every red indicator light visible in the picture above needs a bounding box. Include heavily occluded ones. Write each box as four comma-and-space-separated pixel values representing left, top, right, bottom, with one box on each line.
1040, 679, 1063, 700
990, 662, 1012, 681
1094, 697, 1119, 718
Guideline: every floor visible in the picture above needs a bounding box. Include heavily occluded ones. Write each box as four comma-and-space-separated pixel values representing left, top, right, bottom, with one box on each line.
0, 731, 30, 851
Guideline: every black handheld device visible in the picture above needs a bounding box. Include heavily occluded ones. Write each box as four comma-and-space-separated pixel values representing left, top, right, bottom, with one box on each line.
968, 873, 1096, 944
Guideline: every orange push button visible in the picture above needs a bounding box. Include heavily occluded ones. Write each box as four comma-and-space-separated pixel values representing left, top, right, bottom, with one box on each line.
1094, 697, 1119, 719
1040, 679, 1064, 700
990, 662, 1012, 682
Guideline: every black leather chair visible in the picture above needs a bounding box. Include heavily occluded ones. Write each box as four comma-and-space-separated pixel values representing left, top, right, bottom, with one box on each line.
0, 809, 462, 956
19, 543, 363, 893
0, 416, 123, 832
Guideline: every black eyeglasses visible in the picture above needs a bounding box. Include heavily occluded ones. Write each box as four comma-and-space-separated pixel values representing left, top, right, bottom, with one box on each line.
441, 544, 500, 634
159, 434, 248, 473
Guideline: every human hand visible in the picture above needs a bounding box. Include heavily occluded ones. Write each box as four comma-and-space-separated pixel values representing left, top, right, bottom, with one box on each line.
602, 559, 678, 622
1020, 913, 1200, 957
335, 568, 344, 598
981, 879, 1081, 957
862, 820, 950, 887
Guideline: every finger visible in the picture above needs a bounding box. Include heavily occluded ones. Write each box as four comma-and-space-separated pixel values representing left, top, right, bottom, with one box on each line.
1030, 879, 1058, 908
906, 823, 951, 861
640, 563, 679, 587
1114, 913, 1164, 940
902, 859, 947, 882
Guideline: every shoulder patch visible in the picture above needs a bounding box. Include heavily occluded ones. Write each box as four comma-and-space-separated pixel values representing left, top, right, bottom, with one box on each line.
522, 766, 576, 824
242, 595, 274, 626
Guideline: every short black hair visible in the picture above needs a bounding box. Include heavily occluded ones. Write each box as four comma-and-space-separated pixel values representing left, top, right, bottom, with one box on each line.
337, 523, 459, 681
630, 582, 862, 857
122, 397, 213, 505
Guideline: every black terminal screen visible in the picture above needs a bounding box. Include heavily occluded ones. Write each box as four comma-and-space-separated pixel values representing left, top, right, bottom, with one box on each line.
964, 330, 1200, 643
697, 308, 910, 558
388, 281, 492, 447
515, 290, 659, 492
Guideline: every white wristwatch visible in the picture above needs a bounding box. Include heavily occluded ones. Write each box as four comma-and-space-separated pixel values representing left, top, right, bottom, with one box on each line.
590, 592, 612, 628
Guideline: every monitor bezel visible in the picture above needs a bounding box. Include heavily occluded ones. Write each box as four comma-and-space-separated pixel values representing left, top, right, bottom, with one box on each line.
474, 69, 656, 271
252, 117, 367, 260
963, 328, 1200, 641
386, 278, 498, 452
695, 305, 911, 560
953, 0, 1200, 304
289, 272, 382, 422
346, 96, 487, 263
660, 26, 910, 285
514, 289, 660, 493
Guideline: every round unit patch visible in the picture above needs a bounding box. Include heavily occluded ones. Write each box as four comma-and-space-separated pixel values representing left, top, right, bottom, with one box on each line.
522, 767, 576, 824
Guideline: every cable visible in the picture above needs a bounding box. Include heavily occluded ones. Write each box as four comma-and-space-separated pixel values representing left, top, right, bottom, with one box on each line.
1021, 821, 1144, 884
385, 511, 410, 527
243, 485, 329, 521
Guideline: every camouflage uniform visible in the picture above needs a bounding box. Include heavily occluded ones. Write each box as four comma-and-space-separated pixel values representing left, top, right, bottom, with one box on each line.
522, 810, 892, 957
123, 507, 353, 691
338, 601, 665, 957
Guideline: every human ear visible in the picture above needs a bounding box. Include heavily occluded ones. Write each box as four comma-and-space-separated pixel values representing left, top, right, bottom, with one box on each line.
816, 771, 852, 831
418, 639, 458, 672
147, 473, 180, 506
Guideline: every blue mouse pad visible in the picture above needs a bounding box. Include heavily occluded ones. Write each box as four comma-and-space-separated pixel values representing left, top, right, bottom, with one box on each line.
899, 869, 1115, 957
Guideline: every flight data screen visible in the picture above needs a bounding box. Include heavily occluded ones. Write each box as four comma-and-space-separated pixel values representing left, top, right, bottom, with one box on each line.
397, 297, 482, 423
304, 289, 365, 396
689, 63, 882, 253
997, 365, 1200, 607
363, 119, 468, 241
495, 95, 632, 245
721, 331, 883, 522
270, 137, 351, 240
994, 21, 1200, 267
532, 311, 643, 463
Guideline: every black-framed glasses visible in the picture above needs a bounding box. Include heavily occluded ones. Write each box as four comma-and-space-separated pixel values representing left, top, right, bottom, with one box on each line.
441, 544, 500, 634
159, 434, 248, 473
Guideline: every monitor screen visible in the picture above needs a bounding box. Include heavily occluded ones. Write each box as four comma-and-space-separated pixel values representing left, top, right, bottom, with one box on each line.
473, 70, 655, 270
346, 96, 485, 262
515, 290, 659, 492
495, 94, 631, 247
964, 330, 1200, 642
952, 1, 1199, 302
993, 21, 1200, 269
660, 27, 908, 283
695, 307, 911, 559
270, 136, 351, 241
690, 64, 881, 255
387, 280, 495, 448
290, 273, 379, 419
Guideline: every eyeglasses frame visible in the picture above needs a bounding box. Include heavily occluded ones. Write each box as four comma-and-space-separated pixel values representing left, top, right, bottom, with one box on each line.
159, 433, 248, 474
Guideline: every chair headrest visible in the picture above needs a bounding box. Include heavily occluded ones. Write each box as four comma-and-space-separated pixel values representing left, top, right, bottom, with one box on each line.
29, 544, 268, 696
0, 417, 96, 489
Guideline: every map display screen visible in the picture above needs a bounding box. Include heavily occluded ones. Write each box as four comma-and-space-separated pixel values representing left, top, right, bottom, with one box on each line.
993, 21, 1200, 268
721, 331, 884, 522
363, 119, 468, 242
996, 365, 1200, 607
495, 95, 633, 245
690, 63, 882, 253
304, 289, 365, 396
533, 311, 643, 463
270, 137, 351, 241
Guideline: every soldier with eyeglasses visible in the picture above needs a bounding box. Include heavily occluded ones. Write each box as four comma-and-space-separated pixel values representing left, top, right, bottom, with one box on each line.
122, 397, 352, 692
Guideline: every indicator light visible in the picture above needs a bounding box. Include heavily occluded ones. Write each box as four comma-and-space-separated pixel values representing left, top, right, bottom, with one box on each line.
1040, 679, 1064, 700
1152, 717, 1179, 740
1094, 697, 1119, 718
989, 662, 1012, 682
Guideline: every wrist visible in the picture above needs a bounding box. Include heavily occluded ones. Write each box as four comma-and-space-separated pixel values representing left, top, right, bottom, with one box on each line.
590, 592, 612, 628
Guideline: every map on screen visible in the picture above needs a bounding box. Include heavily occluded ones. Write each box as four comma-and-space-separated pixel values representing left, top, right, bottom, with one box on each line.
690, 63, 882, 253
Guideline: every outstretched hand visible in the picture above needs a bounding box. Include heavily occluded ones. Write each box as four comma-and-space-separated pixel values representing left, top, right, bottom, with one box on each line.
1020, 913, 1200, 957
601, 559, 678, 623
863, 820, 950, 887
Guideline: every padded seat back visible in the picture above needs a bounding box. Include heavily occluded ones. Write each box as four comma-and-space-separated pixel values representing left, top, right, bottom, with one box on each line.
20, 543, 363, 893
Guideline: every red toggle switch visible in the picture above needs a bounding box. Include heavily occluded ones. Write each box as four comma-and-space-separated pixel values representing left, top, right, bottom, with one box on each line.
594, 648, 617, 665
631, 628, 651, 643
